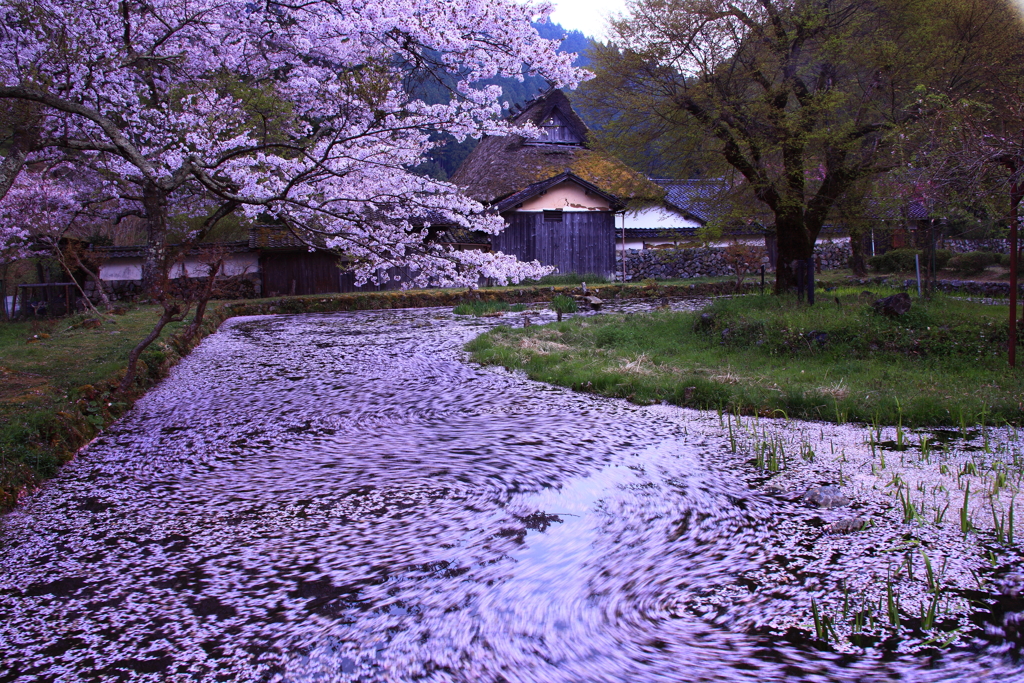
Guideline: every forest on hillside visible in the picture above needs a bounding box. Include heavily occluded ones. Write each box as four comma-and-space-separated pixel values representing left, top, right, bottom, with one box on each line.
416, 22, 599, 181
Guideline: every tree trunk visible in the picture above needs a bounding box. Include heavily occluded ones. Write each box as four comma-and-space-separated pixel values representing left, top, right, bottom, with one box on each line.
774, 214, 815, 293
182, 259, 223, 344
0, 103, 41, 203
140, 182, 169, 298
847, 222, 868, 277
118, 301, 181, 393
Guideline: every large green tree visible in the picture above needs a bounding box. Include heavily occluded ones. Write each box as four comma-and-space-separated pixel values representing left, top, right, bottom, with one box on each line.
582, 0, 1024, 291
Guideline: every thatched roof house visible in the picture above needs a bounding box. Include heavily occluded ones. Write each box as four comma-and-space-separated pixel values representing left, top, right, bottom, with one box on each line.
452, 89, 662, 206
451, 89, 661, 277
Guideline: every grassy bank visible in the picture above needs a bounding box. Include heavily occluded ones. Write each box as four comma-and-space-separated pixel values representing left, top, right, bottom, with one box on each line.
0, 307, 231, 511
0, 279, 749, 512
467, 287, 1024, 427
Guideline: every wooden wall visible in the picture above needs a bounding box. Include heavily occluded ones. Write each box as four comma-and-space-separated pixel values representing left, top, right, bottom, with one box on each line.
261, 251, 342, 296
262, 251, 421, 295
493, 211, 616, 276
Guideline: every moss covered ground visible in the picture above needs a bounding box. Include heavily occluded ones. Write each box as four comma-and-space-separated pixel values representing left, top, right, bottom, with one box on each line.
0, 308, 193, 510
467, 288, 1024, 428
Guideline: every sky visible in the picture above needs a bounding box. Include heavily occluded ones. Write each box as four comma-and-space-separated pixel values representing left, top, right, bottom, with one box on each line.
547, 0, 629, 40
550, 0, 1024, 40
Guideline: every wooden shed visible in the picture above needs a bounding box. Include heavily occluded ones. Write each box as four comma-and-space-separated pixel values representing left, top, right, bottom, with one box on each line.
491, 172, 622, 276
250, 224, 491, 295
450, 89, 662, 277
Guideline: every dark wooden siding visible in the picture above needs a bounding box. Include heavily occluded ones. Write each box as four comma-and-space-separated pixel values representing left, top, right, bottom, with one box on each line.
493, 211, 615, 276
261, 251, 342, 296
261, 251, 423, 295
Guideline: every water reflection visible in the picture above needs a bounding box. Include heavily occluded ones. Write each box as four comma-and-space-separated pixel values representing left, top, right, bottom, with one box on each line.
0, 303, 1020, 681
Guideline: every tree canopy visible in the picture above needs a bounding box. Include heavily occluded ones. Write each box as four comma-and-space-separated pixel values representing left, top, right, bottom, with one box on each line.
581, 0, 1024, 290
0, 0, 591, 290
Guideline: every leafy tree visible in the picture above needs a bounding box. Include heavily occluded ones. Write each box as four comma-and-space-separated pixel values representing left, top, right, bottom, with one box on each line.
582, 0, 1024, 292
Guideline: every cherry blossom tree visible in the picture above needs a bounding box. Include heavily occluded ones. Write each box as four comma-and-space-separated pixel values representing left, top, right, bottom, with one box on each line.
0, 0, 588, 295
0, 161, 120, 312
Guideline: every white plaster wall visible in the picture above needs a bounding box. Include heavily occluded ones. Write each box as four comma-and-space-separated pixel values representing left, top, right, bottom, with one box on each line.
99, 258, 144, 281
622, 206, 700, 230
518, 181, 611, 211
99, 252, 259, 281
616, 239, 647, 251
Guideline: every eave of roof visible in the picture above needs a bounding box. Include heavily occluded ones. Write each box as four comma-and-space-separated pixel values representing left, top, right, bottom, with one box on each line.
89, 241, 252, 258
494, 171, 623, 213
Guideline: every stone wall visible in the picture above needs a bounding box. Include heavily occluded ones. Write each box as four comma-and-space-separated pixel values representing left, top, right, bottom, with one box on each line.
618, 246, 766, 281
902, 278, 1024, 297
618, 240, 851, 280
810, 240, 852, 271
941, 238, 1010, 254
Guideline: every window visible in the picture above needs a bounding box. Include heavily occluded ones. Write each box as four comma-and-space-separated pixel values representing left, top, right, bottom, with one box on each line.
530, 111, 581, 145
543, 209, 563, 222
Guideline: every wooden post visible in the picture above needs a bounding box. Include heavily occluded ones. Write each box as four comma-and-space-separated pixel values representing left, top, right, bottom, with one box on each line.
806, 257, 815, 305
620, 212, 627, 283
1009, 177, 1020, 368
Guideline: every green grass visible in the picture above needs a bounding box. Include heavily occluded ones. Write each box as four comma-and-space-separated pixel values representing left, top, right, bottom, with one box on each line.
453, 300, 528, 316
520, 272, 611, 286
0, 307, 188, 509
0, 309, 187, 390
467, 288, 1024, 427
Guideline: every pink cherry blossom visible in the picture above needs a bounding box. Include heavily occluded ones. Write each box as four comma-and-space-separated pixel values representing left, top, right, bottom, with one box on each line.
0, 0, 589, 287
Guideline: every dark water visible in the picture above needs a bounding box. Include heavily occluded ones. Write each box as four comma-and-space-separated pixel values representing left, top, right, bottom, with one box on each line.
0, 306, 1020, 681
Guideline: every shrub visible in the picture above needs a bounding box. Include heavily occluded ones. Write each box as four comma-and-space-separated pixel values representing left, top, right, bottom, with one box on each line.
869, 248, 920, 273
947, 251, 1000, 276
550, 294, 578, 321
934, 249, 954, 270
722, 241, 761, 290
999, 253, 1014, 268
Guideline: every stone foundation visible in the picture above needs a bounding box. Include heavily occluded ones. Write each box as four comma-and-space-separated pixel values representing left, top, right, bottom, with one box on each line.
617, 240, 852, 280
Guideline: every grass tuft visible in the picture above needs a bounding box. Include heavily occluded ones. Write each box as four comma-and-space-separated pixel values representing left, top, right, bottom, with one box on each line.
467, 290, 1024, 426
452, 300, 527, 316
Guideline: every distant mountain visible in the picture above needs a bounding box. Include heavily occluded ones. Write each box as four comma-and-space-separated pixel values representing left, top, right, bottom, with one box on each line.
416, 22, 598, 181
533, 22, 594, 70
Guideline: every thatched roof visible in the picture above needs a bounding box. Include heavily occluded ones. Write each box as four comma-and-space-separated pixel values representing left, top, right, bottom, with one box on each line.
451, 89, 663, 207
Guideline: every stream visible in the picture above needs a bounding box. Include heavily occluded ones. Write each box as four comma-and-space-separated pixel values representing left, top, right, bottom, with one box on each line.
1, 302, 1021, 682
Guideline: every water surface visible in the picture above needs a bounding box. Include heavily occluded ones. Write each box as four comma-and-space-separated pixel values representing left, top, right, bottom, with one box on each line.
1, 304, 1020, 681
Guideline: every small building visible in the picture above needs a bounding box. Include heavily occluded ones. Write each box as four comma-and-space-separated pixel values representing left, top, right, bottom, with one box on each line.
621, 179, 772, 250
250, 224, 490, 295
451, 89, 662, 277
89, 224, 492, 299
94, 241, 260, 298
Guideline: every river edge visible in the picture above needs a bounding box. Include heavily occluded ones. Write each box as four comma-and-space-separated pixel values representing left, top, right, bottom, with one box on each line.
2, 280, 765, 513
472, 303, 1024, 655
624, 400, 1024, 653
